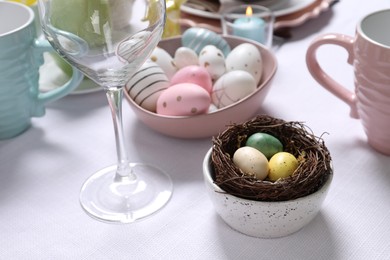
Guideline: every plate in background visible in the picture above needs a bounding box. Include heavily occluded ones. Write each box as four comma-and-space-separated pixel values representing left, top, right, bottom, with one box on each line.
181, 0, 316, 19
39, 53, 101, 95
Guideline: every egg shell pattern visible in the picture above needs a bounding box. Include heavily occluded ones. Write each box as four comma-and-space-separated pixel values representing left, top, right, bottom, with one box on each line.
268, 152, 299, 181
246, 132, 283, 159
170, 65, 213, 93
156, 83, 211, 116
211, 70, 256, 108
173, 47, 199, 69
225, 43, 263, 85
198, 45, 226, 80
150, 47, 177, 80
233, 146, 269, 180
181, 27, 231, 56
126, 61, 169, 112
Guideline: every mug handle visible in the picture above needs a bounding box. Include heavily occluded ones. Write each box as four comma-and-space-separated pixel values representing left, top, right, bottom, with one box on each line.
31, 39, 83, 116
306, 33, 359, 119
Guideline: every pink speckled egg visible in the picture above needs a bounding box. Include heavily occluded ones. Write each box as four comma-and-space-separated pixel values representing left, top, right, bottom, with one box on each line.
170, 65, 213, 93
156, 83, 211, 116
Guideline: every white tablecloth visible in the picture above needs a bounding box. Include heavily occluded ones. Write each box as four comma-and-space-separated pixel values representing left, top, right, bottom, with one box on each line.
1, 0, 390, 259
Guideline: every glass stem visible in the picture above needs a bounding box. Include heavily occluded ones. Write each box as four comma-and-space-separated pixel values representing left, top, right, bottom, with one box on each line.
105, 87, 136, 181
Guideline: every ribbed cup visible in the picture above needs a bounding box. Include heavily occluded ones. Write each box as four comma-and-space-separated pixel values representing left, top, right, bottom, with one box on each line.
354, 10, 390, 154
306, 9, 390, 155
0, 1, 83, 139
0, 4, 39, 139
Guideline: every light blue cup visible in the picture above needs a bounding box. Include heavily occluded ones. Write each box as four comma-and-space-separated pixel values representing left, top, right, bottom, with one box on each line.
0, 1, 83, 139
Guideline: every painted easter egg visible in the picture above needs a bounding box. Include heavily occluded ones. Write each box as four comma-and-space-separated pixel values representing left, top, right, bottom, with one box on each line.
225, 43, 263, 85
233, 146, 269, 180
173, 47, 199, 69
156, 83, 211, 116
246, 132, 283, 159
150, 47, 177, 80
268, 152, 299, 181
198, 45, 226, 80
170, 65, 213, 93
181, 27, 231, 56
211, 70, 256, 108
126, 61, 169, 112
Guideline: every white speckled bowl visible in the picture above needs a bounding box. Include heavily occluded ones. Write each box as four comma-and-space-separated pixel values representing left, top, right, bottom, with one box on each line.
203, 148, 333, 238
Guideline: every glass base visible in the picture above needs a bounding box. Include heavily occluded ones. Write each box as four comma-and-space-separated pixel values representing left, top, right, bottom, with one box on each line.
79, 163, 173, 223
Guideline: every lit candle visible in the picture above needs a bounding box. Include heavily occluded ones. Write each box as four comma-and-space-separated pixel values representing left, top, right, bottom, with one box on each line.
232, 6, 266, 44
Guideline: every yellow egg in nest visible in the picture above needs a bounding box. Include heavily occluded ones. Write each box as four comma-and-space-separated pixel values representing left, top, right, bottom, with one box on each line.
268, 152, 299, 181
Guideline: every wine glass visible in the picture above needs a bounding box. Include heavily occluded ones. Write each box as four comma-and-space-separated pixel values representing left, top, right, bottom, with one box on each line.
37, 0, 173, 223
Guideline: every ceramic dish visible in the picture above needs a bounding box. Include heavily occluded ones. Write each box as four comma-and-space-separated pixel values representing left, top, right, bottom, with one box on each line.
123, 36, 277, 139
180, 0, 336, 32
274, 0, 336, 29
203, 147, 333, 238
182, 0, 287, 16
39, 53, 101, 95
181, 0, 316, 19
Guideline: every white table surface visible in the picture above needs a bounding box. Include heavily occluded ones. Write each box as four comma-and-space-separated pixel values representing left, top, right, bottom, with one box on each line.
1, 0, 390, 259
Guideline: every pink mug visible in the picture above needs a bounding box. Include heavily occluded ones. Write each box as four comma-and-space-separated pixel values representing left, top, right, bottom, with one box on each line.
306, 9, 390, 155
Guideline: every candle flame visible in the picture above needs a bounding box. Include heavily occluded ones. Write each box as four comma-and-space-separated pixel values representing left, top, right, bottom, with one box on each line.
246, 6, 253, 17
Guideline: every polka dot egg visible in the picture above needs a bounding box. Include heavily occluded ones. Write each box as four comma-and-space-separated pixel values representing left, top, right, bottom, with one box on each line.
225, 43, 263, 84
156, 83, 211, 116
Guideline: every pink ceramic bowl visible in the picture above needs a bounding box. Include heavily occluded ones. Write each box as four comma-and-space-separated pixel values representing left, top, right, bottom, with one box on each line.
124, 36, 277, 139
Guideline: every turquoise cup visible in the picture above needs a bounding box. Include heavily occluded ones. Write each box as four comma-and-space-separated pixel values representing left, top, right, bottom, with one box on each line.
0, 1, 83, 139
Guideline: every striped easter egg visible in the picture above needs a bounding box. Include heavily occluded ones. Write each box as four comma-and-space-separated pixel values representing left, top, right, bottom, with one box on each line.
126, 61, 169, 112
181, 27, 231, 56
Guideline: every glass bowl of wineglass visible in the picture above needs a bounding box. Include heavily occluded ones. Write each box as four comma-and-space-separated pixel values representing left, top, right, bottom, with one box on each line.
37, 0, 173, 223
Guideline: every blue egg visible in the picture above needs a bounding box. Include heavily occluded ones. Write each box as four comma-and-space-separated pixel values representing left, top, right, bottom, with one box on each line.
181, 27, 231, 56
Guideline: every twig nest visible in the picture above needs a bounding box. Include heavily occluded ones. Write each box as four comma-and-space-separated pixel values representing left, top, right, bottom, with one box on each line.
211, 115, 332, 202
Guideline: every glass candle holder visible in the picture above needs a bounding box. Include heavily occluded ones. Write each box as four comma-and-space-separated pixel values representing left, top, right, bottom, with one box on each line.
221, 5, 274, 48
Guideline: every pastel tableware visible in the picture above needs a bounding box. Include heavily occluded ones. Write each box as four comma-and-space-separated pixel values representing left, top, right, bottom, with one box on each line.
220, 5, 274, 48
306, 9, 390, 155
203, 147, 333, 238
124, 35, 277, 139
0, 1, 82, 139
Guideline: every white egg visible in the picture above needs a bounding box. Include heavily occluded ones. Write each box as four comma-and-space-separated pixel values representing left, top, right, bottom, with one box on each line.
150, 47, 177, 80
126, 61, 169, 112
198, 45, 226, 80
233, 146, 269, 180
225, 43, 263, 84
173, 47, 199, 69
211, 70, 256, 108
